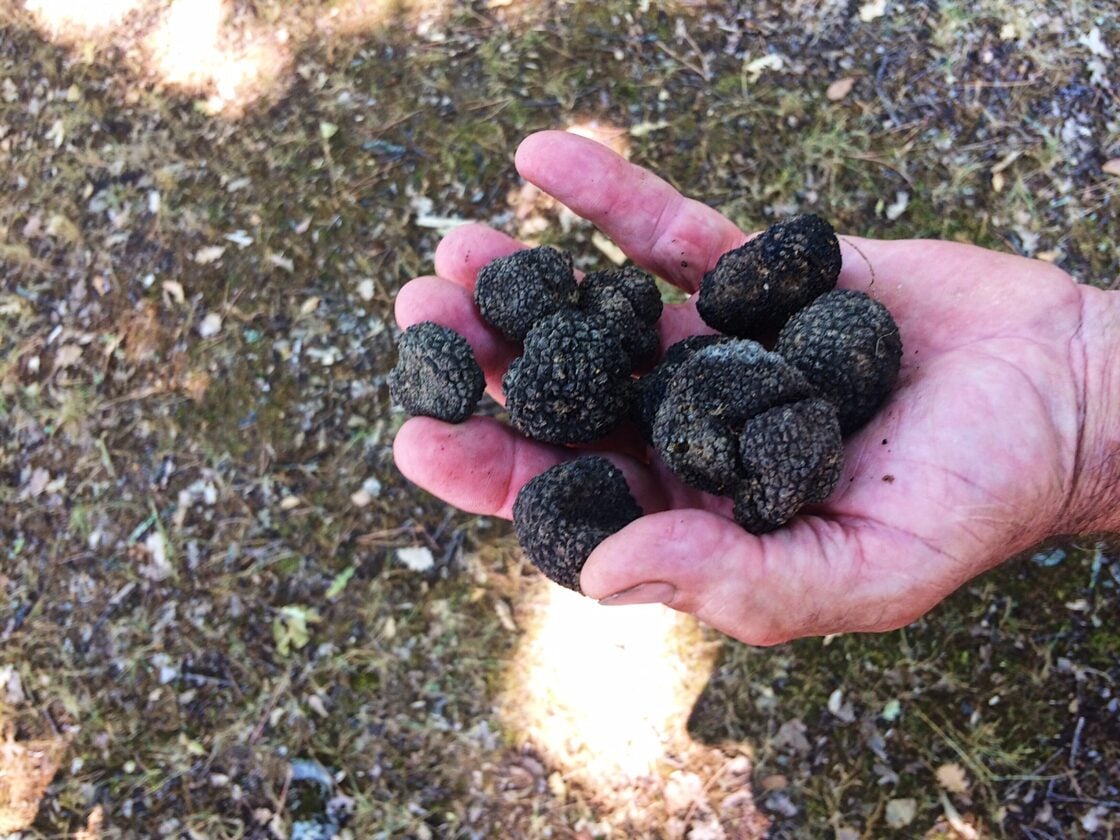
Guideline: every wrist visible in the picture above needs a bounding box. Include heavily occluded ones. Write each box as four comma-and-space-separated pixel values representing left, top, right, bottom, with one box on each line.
1065, 285, 1120, 535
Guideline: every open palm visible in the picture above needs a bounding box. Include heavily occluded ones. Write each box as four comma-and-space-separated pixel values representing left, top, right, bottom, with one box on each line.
393, 130, 1102, 645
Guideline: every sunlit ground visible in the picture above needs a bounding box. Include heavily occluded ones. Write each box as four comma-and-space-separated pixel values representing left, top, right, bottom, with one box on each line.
20, 0, 463, 115
499, 582, 724, 826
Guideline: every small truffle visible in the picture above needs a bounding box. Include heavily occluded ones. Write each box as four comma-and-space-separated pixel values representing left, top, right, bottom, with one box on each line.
633, 335, 729, 441
503, 309, 631, 444
776, 289, 902, 434
733, 398, 843, 533
579, 266, 664, 367
652, 340, 815, 495
697, 214, 841, 336
513, 456, 643, 592
388, 321, 485, 423
474, 246, 578, 341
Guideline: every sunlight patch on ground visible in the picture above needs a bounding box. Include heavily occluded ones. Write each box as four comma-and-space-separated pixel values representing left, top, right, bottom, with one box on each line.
566, 118, 631, 160
23, 0, 145, 37
0, 719, 68, 834
500, 583, 719, 801
146, 0, 290, 116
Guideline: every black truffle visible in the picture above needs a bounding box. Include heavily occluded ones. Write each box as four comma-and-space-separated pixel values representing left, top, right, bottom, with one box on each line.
733, 398, 843, 533
633, 334, 729, 442
651, 340, 815, 495
776, 289, 902, 434
474, 246, 578, 341
388, 321, 485, 423
513, 456, 643, 592
503, 309, 631, 444
697, 214, 841, 336
579, 266, 664, 368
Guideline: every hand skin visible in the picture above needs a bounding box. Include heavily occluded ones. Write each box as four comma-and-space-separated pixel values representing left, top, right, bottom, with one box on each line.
393, 130, 1120, 646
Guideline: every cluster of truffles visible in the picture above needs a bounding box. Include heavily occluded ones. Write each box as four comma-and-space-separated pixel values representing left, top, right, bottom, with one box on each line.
390, 215, 902, 593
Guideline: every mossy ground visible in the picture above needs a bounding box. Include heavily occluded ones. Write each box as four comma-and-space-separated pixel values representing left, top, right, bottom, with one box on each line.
1, 1, 1117, 837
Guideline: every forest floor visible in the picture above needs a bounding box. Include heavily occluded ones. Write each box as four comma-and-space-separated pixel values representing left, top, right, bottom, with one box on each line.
1, 0, 1118, 837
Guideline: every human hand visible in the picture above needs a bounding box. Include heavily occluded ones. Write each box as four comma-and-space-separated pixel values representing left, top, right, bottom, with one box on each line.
393, 130, 1120, 645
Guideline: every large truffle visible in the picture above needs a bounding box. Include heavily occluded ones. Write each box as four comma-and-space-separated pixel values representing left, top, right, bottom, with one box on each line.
776, 289, 902, 434
733, 399, 843, 533
697, 214, 841, 336
651, 340, 815, 495
633, 334, 729, 442
579, 266, 664, 368
388, 321, 485, 423
513, 456, 643, 592
474, 246, 578, 341
503, 309, 631, 444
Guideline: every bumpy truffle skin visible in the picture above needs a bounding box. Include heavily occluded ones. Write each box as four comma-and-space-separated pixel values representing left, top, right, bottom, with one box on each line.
579, 267, 664, 368
503, 309, 631, 444
388, 321, 485, 423
733, 399, 843, 533
652, 340, 814, 495
776, 289, 902, 434
513, 456, 643, 592
697, 214, 841, 336
633, 335, 729, 441
474, 246, 578, 341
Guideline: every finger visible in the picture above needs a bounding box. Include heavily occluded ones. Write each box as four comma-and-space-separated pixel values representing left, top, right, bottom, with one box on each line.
580, 511, 943, 645
658, 299, 716, 351
394, 275, 518, 397
434, 223, 526, 290
393, 416, 671, 519
515, 131, 745, 292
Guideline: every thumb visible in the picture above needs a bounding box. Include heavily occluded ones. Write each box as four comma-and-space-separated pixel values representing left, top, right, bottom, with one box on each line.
579, 510, 920, 645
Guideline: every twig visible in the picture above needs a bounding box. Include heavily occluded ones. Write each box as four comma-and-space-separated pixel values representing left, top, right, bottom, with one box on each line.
248, 674, 291, 745
1069, 716, 1085, 767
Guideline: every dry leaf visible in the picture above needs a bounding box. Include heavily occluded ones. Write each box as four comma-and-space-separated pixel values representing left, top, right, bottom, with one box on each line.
826, 77, 856, 101
197, 312, 223, 338
859, 0, 887, 23
193, 245, 226, 264
1102, 158, 1120, 177
492, 598, 517, 632
300, 296, 321, 316
591, 231, 627, 265
885, 797, 916, 828
161, 280, 186, 305
936, 762, 970, 793
53, 344, 81, 371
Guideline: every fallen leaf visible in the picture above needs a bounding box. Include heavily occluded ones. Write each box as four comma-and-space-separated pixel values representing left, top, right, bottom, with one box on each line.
936, 762, 970, 794
885, 190, 909, 221
1078, 25, 1113, 58
1102, 158, 1120, 177
53, 344, 81, 371
744, 53, 784, 82
161, 280, 186, 305
397, 546, 434, 572
885, 797, 917, 829
224, 230, 253, 248
826, 77, 856, 101
268, 252, 295, 272
492, 598, 517, 632
26, 468, 50, 497
591, 231, 627, 265
193, 245, 226, 264
859, 0, 887, 22
197, 312, 223, 338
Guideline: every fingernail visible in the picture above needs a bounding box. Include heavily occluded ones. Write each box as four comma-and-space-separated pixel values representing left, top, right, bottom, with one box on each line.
598, 581, 676, 607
